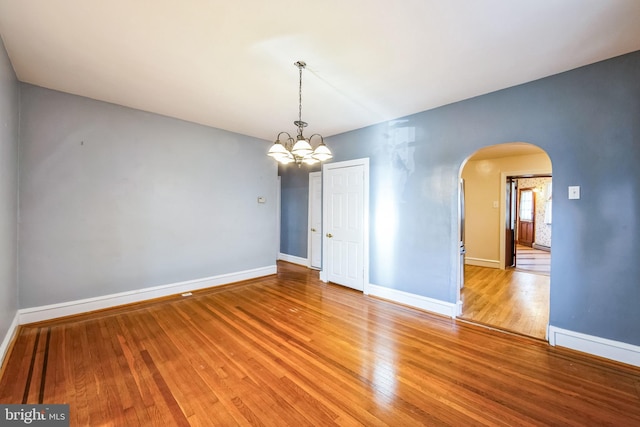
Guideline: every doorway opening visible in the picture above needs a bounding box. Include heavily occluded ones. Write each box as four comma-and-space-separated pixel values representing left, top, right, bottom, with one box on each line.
506, 175, 552, 275
457, 142, 552, 340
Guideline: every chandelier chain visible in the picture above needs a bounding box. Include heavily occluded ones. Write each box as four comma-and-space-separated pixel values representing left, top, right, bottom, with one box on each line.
298, 64, 303, 125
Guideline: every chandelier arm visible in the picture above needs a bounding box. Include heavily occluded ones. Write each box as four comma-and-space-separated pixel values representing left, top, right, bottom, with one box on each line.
286, 136, 295, 151
308, 134, 324, 144
276, 131, 292, 141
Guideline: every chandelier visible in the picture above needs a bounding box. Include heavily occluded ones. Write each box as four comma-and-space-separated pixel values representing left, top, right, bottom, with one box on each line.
267, 61, 333, 166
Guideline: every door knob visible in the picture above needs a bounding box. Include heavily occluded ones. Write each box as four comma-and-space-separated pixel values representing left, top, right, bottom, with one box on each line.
326, 233, 333, 238
311, 228, 316, 232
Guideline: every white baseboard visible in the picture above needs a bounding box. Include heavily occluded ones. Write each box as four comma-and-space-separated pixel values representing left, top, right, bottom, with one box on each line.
367, 283, 458, 318
18, 265, 277, 325
278, 253, 308, 266
0, 312, 20, 370
548, 325, 640, 367
532, 243, 551, 252
465, 257, 500, 268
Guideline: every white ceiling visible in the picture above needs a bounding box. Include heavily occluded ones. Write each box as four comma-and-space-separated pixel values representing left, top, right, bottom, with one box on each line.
1, 0, 640, 142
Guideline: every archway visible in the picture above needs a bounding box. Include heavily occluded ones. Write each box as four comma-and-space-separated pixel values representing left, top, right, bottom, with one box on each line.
457, 142, 552, 339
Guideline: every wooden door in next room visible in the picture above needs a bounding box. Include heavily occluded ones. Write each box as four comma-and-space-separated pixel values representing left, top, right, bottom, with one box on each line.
517, 188, 535, 247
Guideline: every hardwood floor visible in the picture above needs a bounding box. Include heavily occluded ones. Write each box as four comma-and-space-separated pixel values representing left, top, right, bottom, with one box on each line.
460, 265, 550, 339
2, 262, 639, 426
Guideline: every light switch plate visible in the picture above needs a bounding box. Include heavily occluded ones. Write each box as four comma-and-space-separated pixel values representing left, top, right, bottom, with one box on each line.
568, 186, 580, 200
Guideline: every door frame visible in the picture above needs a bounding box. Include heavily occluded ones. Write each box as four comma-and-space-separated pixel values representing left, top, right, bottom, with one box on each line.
498, 168, 550, 269
456, 165, 551, 315
505, 177, 517, 268
276, 176, 281, 261
319, 158, 370, 293
307, 171, 322, 269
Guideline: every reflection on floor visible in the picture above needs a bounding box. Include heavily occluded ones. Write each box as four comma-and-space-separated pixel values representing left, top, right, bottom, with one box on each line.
460, 265, 549, 339
516, 244, 550, 275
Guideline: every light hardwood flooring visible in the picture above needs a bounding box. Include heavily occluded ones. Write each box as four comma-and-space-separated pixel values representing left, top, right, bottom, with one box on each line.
1, 262, 639, 425
460, 265, 549, 339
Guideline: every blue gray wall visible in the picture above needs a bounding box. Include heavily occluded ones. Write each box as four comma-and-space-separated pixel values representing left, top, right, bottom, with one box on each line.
18, 85, 278, 308
0, 38, 19, 347
280, 50, 640, 346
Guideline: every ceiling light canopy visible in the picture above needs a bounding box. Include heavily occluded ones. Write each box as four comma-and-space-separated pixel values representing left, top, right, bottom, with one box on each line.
267, 61, 332, 167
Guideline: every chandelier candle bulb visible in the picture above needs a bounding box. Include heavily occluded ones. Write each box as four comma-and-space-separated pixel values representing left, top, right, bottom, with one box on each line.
267, 61, 333, 167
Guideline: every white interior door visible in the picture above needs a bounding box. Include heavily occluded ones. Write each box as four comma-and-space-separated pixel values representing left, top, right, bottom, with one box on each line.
308, 172, 322, 269
323, 163, 365, 291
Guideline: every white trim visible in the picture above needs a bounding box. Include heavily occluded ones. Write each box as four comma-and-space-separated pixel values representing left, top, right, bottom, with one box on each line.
532, 243, 551, 252
0, 312, 20, 369
278, 253, 308, 266
18, 265, 276, 325
465, 257, 500, 268
276, 176, 281, 261
308, 171, 322, 269
548, 325, 640, 367
367, 283, 458, 318
320, 158, 370, 292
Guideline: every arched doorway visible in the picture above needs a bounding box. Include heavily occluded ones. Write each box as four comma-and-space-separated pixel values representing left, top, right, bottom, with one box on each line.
457, 142, 552, 339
